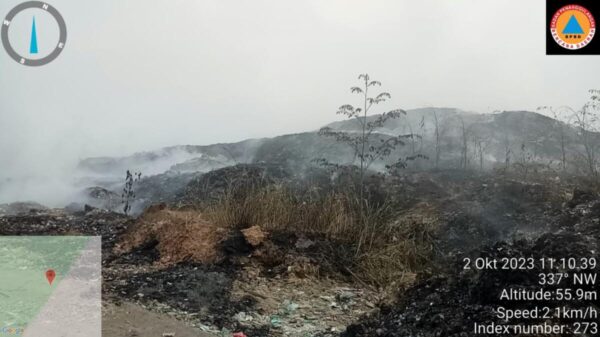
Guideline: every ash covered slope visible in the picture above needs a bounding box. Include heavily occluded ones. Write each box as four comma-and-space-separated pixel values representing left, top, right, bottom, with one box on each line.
74, 108, 592, 212
326, 108, 582, 169
79, 108, 582, 178
78, 139, 265, 178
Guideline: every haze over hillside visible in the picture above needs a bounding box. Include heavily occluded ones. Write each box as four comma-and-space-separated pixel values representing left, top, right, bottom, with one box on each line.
1, 107, 590, 209
79, 108, 581, 177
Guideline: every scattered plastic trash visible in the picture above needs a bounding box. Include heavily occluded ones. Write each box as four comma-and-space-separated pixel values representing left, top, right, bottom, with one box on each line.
218, 328, 231, 337
270, 315, 282, 328
234, 311, 253, 322
232, 332, 247, 337
337, 291, 356, 302
282, 299, 299, 315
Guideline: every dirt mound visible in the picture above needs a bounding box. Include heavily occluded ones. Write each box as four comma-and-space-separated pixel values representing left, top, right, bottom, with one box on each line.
242, 226, 268, 247
113, 204, 355, 281
115, 204, 229, 265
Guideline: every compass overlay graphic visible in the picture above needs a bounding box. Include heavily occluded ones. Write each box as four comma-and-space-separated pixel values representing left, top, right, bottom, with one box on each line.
1, 1, 66, 66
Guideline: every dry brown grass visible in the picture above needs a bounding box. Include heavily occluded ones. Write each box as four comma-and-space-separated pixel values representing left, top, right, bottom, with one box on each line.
115, 204, 229, 266
356, 202, 439, 287
114, 180, 439, 288
202, 185, 440, 287
203, 185, 357, 239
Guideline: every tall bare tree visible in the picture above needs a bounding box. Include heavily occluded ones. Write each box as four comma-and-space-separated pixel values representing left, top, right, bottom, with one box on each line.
493, 110, 512, 171
122, 170, 142, 215
458, 117, 469, 169
318, 74, 407, 198
572, 90, 600, 176
538, 106, 571, 173
432, 109, 441, 168
471, 131, 490, 171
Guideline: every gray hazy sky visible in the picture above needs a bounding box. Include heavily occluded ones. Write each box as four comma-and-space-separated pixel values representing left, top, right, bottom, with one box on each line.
1, 0, 600, 180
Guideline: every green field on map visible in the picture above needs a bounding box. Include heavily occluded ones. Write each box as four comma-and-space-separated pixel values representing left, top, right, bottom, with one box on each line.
0, 236, 89, 336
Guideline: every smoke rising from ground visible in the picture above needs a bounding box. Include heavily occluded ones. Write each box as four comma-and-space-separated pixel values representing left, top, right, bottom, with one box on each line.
1, 0, 599, 205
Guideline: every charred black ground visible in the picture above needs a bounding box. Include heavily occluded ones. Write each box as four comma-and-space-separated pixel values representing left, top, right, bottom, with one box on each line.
1, 167, 598, 337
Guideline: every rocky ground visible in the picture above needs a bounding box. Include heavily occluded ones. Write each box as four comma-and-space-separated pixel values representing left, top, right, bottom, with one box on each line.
0, 170, 598, 337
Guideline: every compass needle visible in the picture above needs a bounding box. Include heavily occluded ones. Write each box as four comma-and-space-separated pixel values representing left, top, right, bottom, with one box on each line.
30, 16, 38, 54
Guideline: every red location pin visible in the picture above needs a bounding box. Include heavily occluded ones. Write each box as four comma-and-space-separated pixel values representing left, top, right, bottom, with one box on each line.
45, 269, 56, 285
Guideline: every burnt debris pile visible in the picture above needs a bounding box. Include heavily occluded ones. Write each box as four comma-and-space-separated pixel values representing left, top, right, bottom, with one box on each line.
1, 170, 598, 337
343, 193, 599, 337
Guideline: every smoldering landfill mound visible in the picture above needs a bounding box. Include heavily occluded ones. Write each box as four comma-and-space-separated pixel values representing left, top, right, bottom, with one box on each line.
343, 181, 598, 337
67, 108, 599, 214
344, 226, 598, 336
1, 164, 598, 337
1, 109, 600, 336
